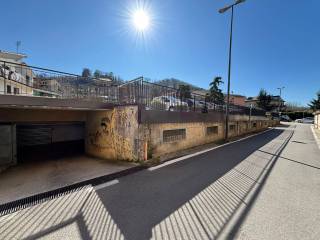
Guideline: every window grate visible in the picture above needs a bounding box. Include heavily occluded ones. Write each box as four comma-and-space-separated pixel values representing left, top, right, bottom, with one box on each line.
163, 129, 186, 143
207, 126, 218, 135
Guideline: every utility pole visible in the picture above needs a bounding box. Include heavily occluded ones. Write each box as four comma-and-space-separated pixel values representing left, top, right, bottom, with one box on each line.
277, 87, 285, 117
219, 0, 246, 141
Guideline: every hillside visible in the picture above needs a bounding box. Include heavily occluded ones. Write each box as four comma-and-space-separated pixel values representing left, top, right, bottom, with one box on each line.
154, 78, 205, 91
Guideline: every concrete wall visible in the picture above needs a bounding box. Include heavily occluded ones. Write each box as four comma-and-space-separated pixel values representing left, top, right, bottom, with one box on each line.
0, 124, 16, 172
0, 108, 87, 123
315, 112, 320, 129
0, 104, 278, 163
85, 106, 139, 161
141, 119, 276, 158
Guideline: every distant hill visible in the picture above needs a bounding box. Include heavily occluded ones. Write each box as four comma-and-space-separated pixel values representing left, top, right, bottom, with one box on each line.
154, 78, 205, 91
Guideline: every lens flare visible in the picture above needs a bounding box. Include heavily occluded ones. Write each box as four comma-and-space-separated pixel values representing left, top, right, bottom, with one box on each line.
133, 9, 150, 32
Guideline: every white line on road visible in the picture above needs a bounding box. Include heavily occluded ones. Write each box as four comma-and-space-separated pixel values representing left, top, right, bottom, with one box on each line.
311, 126, 320, 150
148, 128, 274, 171
94, 179, 119, 190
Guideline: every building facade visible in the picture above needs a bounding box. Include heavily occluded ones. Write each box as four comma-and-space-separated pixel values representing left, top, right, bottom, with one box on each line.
0, 50, 33, 95
245, 95, 285, 112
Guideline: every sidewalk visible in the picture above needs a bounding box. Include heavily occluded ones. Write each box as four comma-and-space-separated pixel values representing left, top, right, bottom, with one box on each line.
0, 155, 136, 205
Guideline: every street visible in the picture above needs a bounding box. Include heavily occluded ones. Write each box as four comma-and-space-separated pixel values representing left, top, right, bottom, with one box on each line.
1, 123, 320, 240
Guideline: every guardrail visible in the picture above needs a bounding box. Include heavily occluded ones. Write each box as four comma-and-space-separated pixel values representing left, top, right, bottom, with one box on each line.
0, 61, 266, 116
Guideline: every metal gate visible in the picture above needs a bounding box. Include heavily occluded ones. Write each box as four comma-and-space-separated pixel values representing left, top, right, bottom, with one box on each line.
17, 123, 85, 162
0, 124, 16, 167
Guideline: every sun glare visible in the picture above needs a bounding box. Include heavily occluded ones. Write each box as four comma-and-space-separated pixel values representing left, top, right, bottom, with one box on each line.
133, 9, 150, 32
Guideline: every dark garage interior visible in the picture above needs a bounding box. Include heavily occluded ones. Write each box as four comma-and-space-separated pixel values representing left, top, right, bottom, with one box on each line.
16, 122, 85, 163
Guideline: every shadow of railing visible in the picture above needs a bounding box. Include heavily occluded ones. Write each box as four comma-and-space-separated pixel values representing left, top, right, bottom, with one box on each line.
96, 127, 293, 240
0, 127, 294, 240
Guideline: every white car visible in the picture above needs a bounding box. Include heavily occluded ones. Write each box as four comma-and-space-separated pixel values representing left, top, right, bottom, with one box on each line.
151, 96, 188, 111
301, 117, 314, 124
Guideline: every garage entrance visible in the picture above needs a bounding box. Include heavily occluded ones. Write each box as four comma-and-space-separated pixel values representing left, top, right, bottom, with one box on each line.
17, 122, 85, 163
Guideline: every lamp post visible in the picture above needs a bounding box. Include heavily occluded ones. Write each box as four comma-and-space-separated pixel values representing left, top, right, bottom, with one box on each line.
219, 0, 246, 141
277, 87, 285, 116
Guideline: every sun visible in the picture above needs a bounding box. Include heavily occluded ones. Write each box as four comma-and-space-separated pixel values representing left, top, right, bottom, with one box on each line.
132, 9, 150, 32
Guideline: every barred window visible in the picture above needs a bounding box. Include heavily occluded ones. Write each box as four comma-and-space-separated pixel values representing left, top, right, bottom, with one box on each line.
252, 122, 257, 128
207, 126, 218, 135
163, 129, 186, 143
229, 125, 236, 131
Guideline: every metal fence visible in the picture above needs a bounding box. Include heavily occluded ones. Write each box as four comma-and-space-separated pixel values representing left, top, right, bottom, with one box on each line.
118, 77, 266, 116
0, 60, 119, 102
0, 61, 266, 116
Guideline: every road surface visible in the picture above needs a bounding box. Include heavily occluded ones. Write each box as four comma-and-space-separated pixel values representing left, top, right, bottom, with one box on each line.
0, 123, 319, 240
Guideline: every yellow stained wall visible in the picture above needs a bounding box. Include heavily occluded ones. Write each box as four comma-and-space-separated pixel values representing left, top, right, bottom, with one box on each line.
315, 112, 320, 129
85, 106, 139, 161
145, 120, 276, 158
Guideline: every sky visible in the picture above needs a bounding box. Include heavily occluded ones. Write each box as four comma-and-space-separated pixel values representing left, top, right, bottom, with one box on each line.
1, 0, 319, 106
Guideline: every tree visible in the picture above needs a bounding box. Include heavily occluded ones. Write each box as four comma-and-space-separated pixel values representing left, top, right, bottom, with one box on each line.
257, 89, 272, 111
93, 69, 103, 78
82, 68, 91, 78
178, 85, 192, 100
309, 91, 320, 111
209, 77, 224, 105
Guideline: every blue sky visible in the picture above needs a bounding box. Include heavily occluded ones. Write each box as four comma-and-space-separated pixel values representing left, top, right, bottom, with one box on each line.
1, 0, 319, 105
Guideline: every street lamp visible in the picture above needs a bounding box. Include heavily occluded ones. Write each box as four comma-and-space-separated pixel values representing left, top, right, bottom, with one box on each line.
219, 0, 246, 141
277, 87, 285, 115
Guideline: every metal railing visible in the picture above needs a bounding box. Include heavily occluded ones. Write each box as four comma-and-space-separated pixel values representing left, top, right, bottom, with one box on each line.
0, 61, 266, 116
118, 77, 266, 116
0, 60, 119, 102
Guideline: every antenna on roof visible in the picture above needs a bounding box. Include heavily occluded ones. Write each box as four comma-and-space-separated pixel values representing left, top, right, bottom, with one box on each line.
16, 41, 21, 53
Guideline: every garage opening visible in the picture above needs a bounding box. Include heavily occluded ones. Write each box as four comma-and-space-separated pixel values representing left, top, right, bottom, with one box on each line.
17, 122, 85, 163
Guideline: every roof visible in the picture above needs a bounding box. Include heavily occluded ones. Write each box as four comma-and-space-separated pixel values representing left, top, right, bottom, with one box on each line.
0, 50, 27, 61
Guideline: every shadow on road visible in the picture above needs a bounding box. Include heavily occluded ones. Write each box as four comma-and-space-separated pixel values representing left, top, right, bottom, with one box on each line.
0, 127, 294, 240
96, 127, 293, 240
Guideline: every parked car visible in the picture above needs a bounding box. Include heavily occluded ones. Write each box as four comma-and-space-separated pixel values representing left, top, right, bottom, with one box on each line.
301, 117, 314, 124
150, 96, 188, 111
186, 99, 211, 111
295, 117, 314, 124
280, 115, 291, 122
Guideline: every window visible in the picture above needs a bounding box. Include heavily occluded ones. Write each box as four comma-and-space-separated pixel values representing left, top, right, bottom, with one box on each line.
229, 125, 236, 131
6, 85, 11, 94
163, 129, 186, 143
252, 122, 257, 128
26, 75, 30, 85
14, 88, 20, 95
207, 126, 218, 136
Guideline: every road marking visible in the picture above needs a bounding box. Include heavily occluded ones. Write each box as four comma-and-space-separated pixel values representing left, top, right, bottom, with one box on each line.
311, 126, 320, 150
149, 128, 274, 171
94, 179, 119, 190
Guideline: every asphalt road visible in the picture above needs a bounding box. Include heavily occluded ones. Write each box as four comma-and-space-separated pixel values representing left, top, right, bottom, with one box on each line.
1, 123, 319, 240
